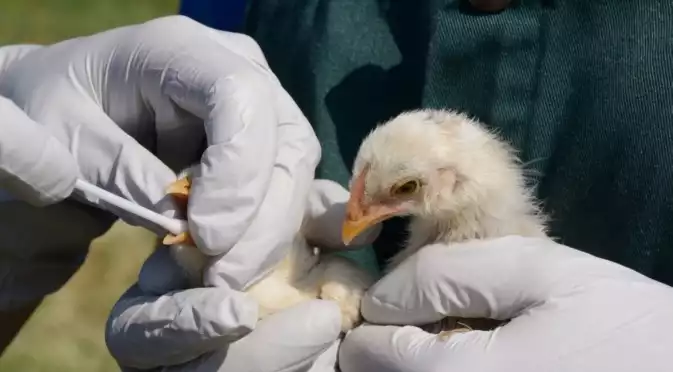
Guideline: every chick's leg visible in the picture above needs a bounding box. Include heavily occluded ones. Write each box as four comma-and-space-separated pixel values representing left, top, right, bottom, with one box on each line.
163, 176, 192, 245
164, 174, 206, 286
167, 177, 190, 208
319, 256, 374, 333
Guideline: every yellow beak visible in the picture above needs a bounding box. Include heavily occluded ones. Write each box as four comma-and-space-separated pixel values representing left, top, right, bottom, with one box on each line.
342, 166, 400, 245
342, 205, 398, 246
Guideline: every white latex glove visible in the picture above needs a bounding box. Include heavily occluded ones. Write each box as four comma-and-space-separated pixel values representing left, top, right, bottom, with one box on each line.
0, 15, 321, 291
106, 179, 381, 371
0, 94, 78, 206
0, 15, 379, 371
339, 236, 673, 372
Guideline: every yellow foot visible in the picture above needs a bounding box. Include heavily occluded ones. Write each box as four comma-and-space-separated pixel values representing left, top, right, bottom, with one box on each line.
163, 176, 193, 246
167, 177, 191, 209
163, 231, 194, 246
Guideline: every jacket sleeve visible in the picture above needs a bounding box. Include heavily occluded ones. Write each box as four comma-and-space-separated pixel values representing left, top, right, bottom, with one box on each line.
0, 96, 78, 206
179, 0, 247, 32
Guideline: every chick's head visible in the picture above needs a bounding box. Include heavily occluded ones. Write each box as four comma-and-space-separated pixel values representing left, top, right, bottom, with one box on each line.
342, 109, 522, 245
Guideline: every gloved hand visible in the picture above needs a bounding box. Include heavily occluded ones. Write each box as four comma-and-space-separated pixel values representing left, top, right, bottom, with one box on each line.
0, 15, 323, 289
0, 15, 359, 370
106, 179, 381, 371
339, 236, 673, 372
0, 94, 78, 206
0, 15, 322, 308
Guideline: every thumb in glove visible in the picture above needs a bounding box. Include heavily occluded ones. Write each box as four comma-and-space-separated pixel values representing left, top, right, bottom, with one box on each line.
339, 236, 673, 372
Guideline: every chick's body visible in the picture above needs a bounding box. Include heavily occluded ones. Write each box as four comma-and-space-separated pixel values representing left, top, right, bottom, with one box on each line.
166, 167, 374, 333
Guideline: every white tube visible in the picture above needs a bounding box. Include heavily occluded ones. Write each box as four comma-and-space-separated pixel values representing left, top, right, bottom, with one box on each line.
73, 179, 187, 236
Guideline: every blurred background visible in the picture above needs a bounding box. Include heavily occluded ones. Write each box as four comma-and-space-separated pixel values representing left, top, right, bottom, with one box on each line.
0, 1, 179, 371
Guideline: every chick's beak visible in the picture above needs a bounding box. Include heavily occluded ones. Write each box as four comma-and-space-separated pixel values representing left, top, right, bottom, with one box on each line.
342, 202, 398, 246
342, 167, 400, 246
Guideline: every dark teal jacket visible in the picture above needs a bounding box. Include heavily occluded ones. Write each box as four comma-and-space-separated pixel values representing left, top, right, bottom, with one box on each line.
182, 0, 673, 285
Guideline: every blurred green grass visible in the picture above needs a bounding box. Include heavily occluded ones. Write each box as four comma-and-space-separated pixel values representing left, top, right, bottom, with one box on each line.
0, 224, 158, 372
0, 0, 179, 44
0, 1, 179, 371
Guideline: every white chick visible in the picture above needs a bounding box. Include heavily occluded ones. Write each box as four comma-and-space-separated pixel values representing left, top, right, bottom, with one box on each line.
163, 170, 374, 333
341, 109, 550, 335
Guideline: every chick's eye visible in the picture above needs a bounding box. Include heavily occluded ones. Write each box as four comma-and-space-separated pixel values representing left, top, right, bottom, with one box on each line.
391, 179, 421, 196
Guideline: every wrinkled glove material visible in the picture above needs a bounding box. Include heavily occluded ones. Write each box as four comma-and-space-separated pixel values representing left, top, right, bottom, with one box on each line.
0, 16, 375, 372
339, 236, 673, 372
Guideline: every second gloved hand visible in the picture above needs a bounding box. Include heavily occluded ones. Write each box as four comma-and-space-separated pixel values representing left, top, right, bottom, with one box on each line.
106, 179, 382, 371
0, 15, 346, 371
339, 236, 673, 372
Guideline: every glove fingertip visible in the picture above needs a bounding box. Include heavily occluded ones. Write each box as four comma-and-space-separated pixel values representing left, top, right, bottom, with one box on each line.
211, 300, 341, 372
339, 325, 403, 372
138, 248, 190, 295
343, 324, 455, 372
213, 289, 259, 339
297, 300, 343, 341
